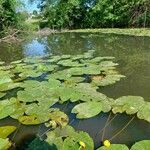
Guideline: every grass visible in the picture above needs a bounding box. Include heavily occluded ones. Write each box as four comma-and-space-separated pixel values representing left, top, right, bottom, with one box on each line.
62, 28, 150, 36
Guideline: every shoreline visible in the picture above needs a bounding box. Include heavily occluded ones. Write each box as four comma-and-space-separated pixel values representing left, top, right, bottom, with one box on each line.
61, 28, 150, 37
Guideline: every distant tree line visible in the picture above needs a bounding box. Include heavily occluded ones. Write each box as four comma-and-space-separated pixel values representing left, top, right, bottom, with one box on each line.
36, 0, 150, 29
0, 0, 150, 38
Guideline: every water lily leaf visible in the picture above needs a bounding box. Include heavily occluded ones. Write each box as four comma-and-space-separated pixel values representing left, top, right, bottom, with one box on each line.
63, 77, 85, 87
18, 115, 41, 125
97, 144, 129, 150
48, 56, 61, 63
0, 62, 5, 65
45, 126, 75, 149
62, 137, 79, 150
48, 78, 61, 87
23, 103, 56, 124
57, 59, 84, 67
0, 126, 16, 138
17, 81, 60, 103
46, 125, 94, 150
0, 99, 18, 119
112, 96, 145, 114
11, 60, 22, 64
63, 131, 94, 150
61, 55, 71, 59
0, 92, 6, 98
71, 101, 102, 119
49, 69, 72, 80
0, 75, 12, 85
92, 75, 125, 87
69, 65, 102, 75
19, 70, 43, 78
0, 82, 21, 92
137, 102, 150, 122
36, 64, 57, 72
130, 140, 150, 150
0, 138, 11, 150
47, 110, 69, 128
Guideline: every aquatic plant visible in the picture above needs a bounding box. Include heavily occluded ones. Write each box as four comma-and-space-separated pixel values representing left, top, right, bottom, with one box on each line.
0, 50, 149, 149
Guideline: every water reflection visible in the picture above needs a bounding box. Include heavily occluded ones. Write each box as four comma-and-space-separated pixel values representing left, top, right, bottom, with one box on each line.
23, 38, 49, 57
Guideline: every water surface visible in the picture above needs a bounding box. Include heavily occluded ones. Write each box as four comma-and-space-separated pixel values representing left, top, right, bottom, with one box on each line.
0, 32, 150, 149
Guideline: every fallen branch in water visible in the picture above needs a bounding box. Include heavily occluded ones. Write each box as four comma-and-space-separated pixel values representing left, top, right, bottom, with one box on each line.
0, 29, 23, 43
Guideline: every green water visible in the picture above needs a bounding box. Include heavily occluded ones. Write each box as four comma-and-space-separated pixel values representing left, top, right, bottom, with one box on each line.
0, 33, 150, 149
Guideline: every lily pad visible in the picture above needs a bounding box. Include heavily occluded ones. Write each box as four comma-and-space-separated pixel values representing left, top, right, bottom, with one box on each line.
0, 126, 16, 138
137, 102, 150, 122
63, 131, 94, 150
97, 144, 129, 150
71, 101, 102, 119
0, 99, 18, 119
47, 110, 69, 128
112, 96, 145, 114
0, 92, 6, 98
130, 140, 150, 150
92, 75, 125, 87
0, 138, 11, 150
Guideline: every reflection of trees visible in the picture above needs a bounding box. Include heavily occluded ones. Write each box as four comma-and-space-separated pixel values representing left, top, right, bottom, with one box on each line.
0, 43, 24, 63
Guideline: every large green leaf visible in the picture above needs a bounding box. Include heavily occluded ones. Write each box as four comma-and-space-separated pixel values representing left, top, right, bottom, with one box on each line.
92, 75, 125, 87
47, 110, 69, 128
97, 144, 129, 150
0, 99, 18, 119
71, 101, 102, 119
112, 96, 145, 114
0, 92, 6, 98
0, 126, 16, 138
0, 138, 11, 150
137, 102, 150, 122
130, 140, 150, 150
45, 125, 94, 150
63, 131, 94, 150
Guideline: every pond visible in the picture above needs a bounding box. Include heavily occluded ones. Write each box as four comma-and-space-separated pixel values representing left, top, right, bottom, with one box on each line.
0, 32, 150, 149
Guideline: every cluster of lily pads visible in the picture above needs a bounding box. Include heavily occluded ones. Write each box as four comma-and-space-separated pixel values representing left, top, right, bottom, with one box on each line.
0, 50, 149, 149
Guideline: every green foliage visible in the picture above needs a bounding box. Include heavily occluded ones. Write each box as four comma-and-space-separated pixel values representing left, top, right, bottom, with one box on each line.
0, 126, 16, 139
130, 140, 150, 150
0, 0, 21, 37
0, 138, 11, 150
36, 0, 150, 29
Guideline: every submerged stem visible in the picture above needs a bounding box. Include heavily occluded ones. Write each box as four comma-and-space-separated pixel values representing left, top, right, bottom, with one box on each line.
101, 112, 112, 141
109, 116, 135, 141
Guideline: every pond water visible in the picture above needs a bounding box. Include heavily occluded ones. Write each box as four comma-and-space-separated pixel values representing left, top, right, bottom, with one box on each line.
0, 32, 150, 149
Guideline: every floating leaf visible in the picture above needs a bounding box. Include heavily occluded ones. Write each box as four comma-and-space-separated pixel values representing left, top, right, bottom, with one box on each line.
97, 144, 129, 150
45, 126, 94, 150
48, 110, 69, 127
57, 59, 84, 67
0, 82, 21, 92
0, 126, 16, 138
72, 101, 102, 119
18, 115, 41, 125
137, 102, 150, 122
112, 96, 145, 114
0, 138, 11, 150
63, 131, 94, 150
130, 140, 150, 150
0, 99, 18, 119
92, 75, 125, 87
0, 92, 6, 98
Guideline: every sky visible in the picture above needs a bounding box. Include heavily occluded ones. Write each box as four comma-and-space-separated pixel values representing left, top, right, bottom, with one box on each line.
21, 0, 39, 13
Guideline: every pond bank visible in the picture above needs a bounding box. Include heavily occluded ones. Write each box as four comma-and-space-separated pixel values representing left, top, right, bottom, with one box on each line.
62, 28, 150, 37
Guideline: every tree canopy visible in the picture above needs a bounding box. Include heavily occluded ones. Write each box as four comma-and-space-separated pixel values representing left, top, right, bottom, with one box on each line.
37, 0, 150, 29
